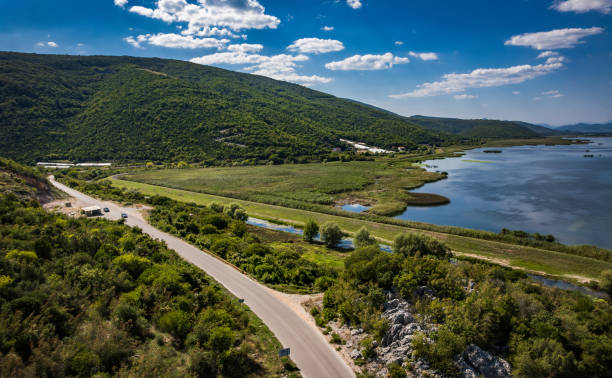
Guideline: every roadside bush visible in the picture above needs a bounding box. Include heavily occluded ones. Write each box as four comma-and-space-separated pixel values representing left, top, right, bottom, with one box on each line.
158, 310, 193, 341
205, 215, 228, 230
113, 254, 151, 278
208, 326, 234, 353
393, 233, 450, 258
360, 337, 376, 359
330, 333, 342, 344
200, 224, 218, 235
189, 348, 217, 377
230, 221, 247, 237
314, 276, 335, 291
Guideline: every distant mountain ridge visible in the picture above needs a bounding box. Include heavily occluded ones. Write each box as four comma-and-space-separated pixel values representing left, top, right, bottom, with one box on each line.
407, 115, 557, 139
554, 122, 612, 133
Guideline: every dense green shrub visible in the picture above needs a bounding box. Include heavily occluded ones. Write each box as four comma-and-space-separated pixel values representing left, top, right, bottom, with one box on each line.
320, 222, 343, 247
601, 269, 612, 296
324, 243, 612, 377
354, 227, 376, 248
145, 198, 337, 293
0, 176, 289, 376
393, 232, 450, 258
303, 219, 319, 242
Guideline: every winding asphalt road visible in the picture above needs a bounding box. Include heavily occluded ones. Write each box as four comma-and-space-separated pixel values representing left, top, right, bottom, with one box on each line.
49, 176, 354, 378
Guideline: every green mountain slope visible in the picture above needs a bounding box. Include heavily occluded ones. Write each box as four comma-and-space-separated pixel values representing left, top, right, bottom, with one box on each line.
0, 52, 454, 163
408, 115, 556, 139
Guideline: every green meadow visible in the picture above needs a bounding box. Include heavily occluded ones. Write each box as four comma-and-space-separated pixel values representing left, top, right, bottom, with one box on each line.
120, 160, 448, 216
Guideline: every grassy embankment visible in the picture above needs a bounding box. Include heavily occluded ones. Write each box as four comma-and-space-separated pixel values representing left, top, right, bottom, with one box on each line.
111, 177, 612, 283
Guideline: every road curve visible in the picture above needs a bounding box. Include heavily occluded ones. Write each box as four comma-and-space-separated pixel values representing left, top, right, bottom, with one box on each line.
49, 177, 354, 378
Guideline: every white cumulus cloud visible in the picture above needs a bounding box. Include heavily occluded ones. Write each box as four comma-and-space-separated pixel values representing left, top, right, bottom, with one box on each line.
536, 50, 559, 59
454, 94, 477, 100
191, 51, 331, 86
408, 51, 439, 61
322, 26, 334, 31
325, 53, 409, 71
545, 56, 566, 64
124, 35, 148, 48
394, 41, 404, 46
114, 0, 128, 7
347, 0, 362, 9
552, 0, 612, 14
512, 91, 521, 95
185, 26, 239, 38
287, 38, 344, 54
505, 27, 604, 50
227, 43, 263, 53
47, 41, 58, 47
127, 0, 280, 39
124, 33, 228, 49
389, 61, 564, 98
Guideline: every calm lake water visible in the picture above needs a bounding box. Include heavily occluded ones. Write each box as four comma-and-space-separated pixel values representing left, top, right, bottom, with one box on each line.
396, 137, 612, 249
340, 203, 371, 213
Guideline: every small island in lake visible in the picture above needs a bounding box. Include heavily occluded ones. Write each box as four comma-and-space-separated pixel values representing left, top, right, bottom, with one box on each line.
405, 192, 450, 206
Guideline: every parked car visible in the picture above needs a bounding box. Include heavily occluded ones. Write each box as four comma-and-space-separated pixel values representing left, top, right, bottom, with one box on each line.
103, 207, 110, 212
121, 213, 128, 219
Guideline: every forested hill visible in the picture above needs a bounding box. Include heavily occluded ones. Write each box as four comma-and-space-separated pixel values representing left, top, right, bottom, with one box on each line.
0, 52, 454, 164
408, 115, 557, 139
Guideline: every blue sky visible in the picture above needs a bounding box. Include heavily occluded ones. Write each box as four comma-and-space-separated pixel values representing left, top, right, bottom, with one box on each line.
1, 0, 611, 125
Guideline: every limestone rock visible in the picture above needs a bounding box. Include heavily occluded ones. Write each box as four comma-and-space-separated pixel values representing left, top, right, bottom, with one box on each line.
460, 344, 511, 378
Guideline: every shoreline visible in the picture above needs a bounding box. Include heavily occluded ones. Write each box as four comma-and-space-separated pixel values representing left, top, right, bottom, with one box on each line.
367, 136, 587, 217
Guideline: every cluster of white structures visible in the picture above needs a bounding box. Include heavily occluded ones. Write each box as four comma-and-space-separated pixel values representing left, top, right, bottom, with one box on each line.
339, 139, 392, 154
36, 162, 112, 169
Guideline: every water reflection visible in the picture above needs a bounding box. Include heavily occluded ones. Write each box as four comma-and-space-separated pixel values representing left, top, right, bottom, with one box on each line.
340, 204, 371, 213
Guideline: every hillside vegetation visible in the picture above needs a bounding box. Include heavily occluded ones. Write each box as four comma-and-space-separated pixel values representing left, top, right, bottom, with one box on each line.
0, 52, 453, 164
408, 115, 556, 139
323, 243, 612, 377
0, 159, 293, 377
